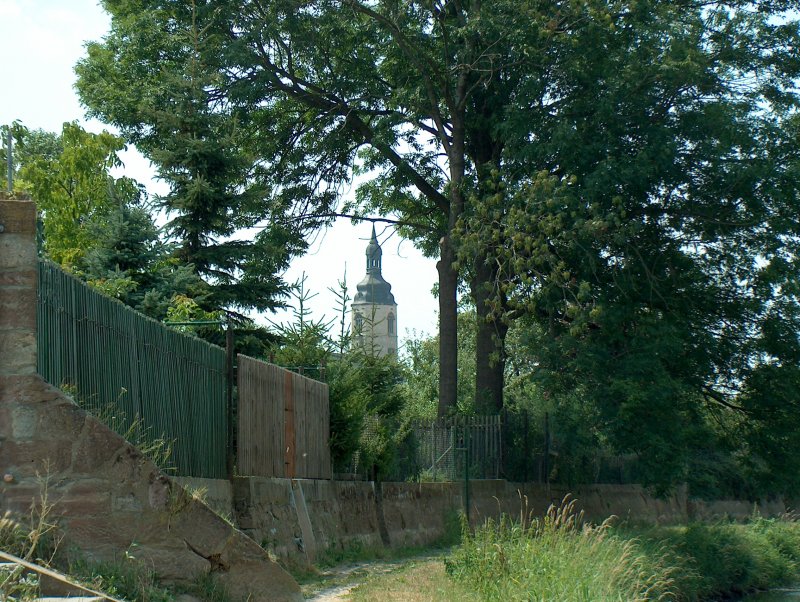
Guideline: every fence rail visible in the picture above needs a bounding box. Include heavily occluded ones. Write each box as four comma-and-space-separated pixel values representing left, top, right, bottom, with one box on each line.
37, 260, 228, 478
237, 355, 331, 479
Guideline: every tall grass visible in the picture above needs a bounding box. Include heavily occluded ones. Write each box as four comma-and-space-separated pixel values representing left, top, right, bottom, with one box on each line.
446, 497, 674, 602
446, 497, 800, 601
638, 516, 800, 600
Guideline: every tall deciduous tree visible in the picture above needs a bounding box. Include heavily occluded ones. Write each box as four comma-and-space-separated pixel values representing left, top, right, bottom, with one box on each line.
77, 0, 800, 430
458, 3, 800, 489
10, 121, 141, 268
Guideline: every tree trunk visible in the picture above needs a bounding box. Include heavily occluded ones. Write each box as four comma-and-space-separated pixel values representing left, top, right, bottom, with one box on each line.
438, 112, 467, 417
437, 234, 459, 417
472, 254, 508, 413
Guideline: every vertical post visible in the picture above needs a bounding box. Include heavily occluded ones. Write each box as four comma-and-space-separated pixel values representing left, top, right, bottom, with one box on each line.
6, 129, 12, 193
523, 411, 529, 483
0, 199, 37, 378
464, 417, 470, 523
225, 322, 235, 480
544, 412, 550, 493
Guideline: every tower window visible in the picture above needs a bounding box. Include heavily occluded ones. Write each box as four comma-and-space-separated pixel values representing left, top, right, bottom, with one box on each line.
387, 314, 395, 335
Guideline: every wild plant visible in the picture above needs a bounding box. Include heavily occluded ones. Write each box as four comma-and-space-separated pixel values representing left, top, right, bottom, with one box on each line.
446, 495, 675, 602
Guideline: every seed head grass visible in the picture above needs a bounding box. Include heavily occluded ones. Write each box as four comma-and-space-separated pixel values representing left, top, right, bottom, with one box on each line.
446, 496, 675, 601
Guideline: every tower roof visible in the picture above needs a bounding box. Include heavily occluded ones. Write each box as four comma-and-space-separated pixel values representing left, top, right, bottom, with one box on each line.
354, 226, 395, 305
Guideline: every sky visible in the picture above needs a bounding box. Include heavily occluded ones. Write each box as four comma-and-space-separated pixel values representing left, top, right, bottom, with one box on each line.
0, 0, 439, 343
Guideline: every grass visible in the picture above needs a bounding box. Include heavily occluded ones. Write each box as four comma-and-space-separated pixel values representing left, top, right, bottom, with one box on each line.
634, 517, 800, 600
66, 556, 232, 602
348, 557, 481, 602
285, 508, 464, 591
443, 497, 800, 602
446, 497, 674, 602
0, 476, 231, 602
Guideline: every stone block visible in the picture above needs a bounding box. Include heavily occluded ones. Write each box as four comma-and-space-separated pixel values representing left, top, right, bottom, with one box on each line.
62, 517, 141, 551
0, 484, 43, 513
0, 377, 62, 404
35, 403, 86, 443
0, 286, 36, 329
0, 438, 73, 474
111, 493, 143, 512
169, 500, 237, 558
132, 543, 211, 582
214, 558, 303, 602
55, 489, 112, 517
71, 418, 124, 474
0, 234, 37, 269
0, 201, 36, 234
0, 405, 10, 437
0, 269, 35, 287
0, 331, 36, 376
11, 404, 38, 439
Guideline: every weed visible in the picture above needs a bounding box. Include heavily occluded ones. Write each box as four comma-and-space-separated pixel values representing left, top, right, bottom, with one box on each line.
0, 470, 60, 600
60, 385, 175, 472
446, 496, 800, 602
446, 495, 676, 601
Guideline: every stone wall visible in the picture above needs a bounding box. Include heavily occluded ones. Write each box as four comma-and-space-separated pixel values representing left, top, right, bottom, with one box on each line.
221, 475, 690, 566
0, 199, 302, 602
196, 474, 784, 568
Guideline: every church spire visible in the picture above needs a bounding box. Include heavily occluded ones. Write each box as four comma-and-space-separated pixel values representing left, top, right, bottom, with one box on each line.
366, 224, 382, 274
352, 225, 398, 357
354, 225, 394, 305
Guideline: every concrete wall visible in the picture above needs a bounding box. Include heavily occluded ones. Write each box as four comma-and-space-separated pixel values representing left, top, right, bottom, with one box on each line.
0, 199, 301, 602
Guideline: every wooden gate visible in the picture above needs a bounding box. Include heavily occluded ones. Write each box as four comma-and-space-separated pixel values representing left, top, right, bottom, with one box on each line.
237, 355, 331, 479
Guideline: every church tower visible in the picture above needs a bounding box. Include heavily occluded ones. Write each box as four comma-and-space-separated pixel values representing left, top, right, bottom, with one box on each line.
352, 226, 398, 357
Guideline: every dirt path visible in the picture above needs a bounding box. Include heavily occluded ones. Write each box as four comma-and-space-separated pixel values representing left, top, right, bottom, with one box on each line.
303, 554, 440, 601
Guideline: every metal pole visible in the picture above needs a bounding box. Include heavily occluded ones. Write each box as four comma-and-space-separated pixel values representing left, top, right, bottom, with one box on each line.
226, 322, 235, 480
524, 411, 529, 483
464, 419, 470, 523
6, 129, 12, 193
544, 412, 550, 494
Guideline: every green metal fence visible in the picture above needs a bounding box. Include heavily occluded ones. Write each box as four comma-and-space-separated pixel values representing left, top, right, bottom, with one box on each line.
36, 260, 228, 478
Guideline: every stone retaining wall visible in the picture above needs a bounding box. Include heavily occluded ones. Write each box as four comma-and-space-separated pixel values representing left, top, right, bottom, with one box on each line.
221, 476, 690, 566
191, 475, 787, 568
0, 199, 302, 602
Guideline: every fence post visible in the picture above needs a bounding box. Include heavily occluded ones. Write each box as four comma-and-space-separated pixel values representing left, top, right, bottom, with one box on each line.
524, 411, 529, 483
463, 417, 470, 522
226, 323, 235, 480
544, 412, 551, 494
6, 129, 12, 193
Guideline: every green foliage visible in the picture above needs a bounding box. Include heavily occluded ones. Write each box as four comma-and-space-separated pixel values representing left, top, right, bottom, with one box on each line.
9, 121, 141, 268
401, 311, 480, 419
447, 498, 674, 602
454, 0, 800, 491
328, 350, 409, 477
637, 518, 800, 600
268, 273, 336, 369
448, 501, 800, 602
81, 202, 210, 321
76, 0, 300, 315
